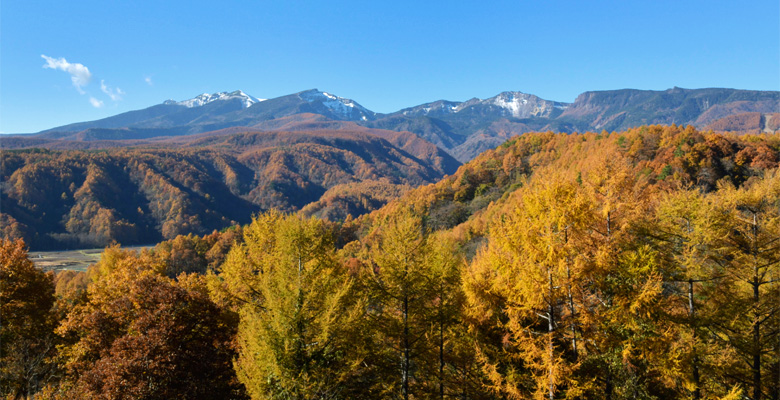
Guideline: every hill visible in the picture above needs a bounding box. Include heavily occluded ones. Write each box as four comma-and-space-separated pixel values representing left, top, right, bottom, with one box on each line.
0, 128, 459, 250
359, 124, 780, 252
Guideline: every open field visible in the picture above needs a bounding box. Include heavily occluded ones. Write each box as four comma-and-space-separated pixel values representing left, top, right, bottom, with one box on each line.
30, 245, 155, 273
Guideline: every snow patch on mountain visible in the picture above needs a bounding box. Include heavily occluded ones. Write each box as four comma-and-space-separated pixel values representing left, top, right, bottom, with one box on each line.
165, 90, 264, 108
398, 92, 570, 118
401, 101, 461, 116
489, 92, 570, 118
299, 89, 374, 119
492, 93, 531, 118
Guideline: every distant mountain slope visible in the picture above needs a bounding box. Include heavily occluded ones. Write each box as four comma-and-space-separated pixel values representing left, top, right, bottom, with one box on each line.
393, 91, 568, 119
37, 90, 260, 136
246, 114, 461, 175
365, 87, 780, 161
20, 87, 780, 163
0, 128, 456, 250
557, 87, 780, 130
363, 91, 568, 158
705, 112, 780, 135
36, 89, 376, 138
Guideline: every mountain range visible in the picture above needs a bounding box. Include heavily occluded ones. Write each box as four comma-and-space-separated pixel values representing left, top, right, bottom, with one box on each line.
2, 86, 779, 249
10, 87, 780, 162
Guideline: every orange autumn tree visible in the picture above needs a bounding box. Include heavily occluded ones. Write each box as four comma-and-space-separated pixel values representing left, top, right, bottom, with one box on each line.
708, 172, 780, 400
466, 170, 592, 399
574, 157, 657, 399
0, 238, 59, 399
57, 246, 245, 399
647, 189, 741, 399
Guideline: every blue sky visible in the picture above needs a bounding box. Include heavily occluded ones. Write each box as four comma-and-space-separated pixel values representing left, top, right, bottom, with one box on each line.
1, 0, 778, 133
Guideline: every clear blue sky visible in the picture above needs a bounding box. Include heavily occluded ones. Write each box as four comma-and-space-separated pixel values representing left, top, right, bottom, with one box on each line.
1, 0, 778, 133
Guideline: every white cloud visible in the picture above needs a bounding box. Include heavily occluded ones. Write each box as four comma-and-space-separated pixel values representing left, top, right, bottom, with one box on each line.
89, 97, 104, 108
100, 80, 124, 101
144, 76, 153, 86
41, 55, 92, 94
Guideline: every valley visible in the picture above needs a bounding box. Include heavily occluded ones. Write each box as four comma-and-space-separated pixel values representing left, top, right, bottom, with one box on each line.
29, 244, 154, 272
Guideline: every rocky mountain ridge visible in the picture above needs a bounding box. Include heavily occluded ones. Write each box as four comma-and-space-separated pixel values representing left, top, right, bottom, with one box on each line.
18, 87, 780, 161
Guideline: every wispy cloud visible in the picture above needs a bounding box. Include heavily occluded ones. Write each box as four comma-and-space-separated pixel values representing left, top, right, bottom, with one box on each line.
144, 76, 153, 86
100, 80, 124, 101
89, 97, 104, 108
41, 55, 92, 94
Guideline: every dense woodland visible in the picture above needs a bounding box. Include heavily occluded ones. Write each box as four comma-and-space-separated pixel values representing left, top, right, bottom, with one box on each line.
2, 125, 780, 399
0, 128, 457, 250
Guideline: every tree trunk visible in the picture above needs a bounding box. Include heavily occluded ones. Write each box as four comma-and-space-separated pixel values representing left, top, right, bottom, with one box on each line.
689, 279, 700, 400
754, 279, 762, 400
401, 252, 411, 400
548, 270, 555, 400
440, 297, 445, 400
548, 317, 554, 400
752, 213, 762, 400
567, 265, 578, 360
564, 229, 578, 360
773, 278, 780, 400
403, 291, 410, 400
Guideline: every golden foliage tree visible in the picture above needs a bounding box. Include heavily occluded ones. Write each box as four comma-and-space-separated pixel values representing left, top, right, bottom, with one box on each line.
213, 211, 362, 399
709, 173, 780, 400
466, 171, 593, 399
354, 208, 465, 400
0, 239, 59, 399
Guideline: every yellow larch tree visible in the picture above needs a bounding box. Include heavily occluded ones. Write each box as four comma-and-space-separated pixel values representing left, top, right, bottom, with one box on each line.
709, 173, 780, 400
213, 211, 362, 400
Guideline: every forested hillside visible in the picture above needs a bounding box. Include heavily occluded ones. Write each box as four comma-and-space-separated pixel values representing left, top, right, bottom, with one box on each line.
2, 125, 780, 399
0, 128, 458, 250
361, 125, 779, 249
706, 112, 780, 135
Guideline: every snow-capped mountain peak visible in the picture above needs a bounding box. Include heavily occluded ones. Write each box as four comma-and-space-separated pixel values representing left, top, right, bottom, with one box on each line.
399, 100, 461, 117
487, 91, 569, 118
491, 92, 533, 117
298, 89, 374, 120
396, 91, 571, 119
164, 90, 265, 108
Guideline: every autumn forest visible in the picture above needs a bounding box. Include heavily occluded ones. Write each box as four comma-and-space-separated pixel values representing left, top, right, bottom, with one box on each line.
3, 125, 780, 399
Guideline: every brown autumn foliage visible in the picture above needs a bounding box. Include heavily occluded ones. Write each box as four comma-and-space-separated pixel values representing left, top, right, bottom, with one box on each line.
0, 128, 457, 250
300, 179, 413, 221
52, 270, 89, 304
57, 247, 246, 399
0, 239, 59, 399
705, 112, 780, 135
144, 228, 244, 277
